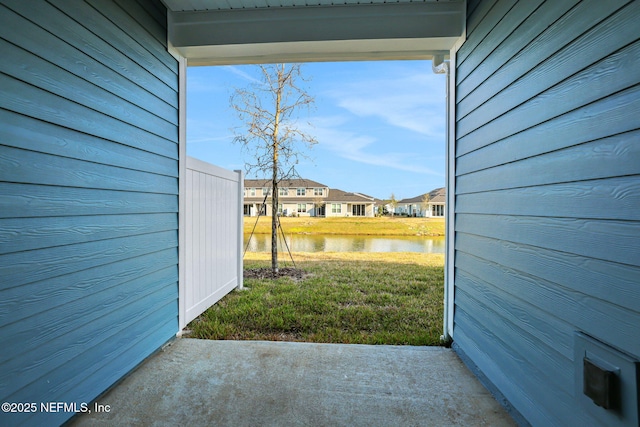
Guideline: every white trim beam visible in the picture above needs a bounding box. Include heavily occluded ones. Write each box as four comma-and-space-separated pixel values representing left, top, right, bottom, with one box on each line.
177, 54, 188, 332
167, 2, 465, 64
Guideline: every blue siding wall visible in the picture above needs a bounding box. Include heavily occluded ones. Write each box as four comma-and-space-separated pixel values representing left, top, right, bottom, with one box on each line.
0, 0, 179, 425
454, 0, 640, 425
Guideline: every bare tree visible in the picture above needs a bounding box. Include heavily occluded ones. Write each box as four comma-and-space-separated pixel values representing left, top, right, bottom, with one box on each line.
389, 193, 398, 217
421, 192, 431, 217
231, 64, 316, 273
312, 195, 325, 217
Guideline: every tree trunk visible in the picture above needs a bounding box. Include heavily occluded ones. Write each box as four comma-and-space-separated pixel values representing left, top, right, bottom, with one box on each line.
271, 165, 278, 274
271, 65, 282, 274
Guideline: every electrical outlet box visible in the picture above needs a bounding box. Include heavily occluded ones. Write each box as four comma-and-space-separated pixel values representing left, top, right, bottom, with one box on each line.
583, 356, 618, 410
575, 332, 639, 427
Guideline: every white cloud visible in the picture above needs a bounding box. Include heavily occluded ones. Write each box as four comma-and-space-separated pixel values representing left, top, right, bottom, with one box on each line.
224, 65, 263, 85
307, 118, 442, 176
324, 71, 445, 138
187, 65, 262, 94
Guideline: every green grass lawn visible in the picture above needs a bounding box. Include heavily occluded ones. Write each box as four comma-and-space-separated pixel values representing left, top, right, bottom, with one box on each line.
245, 216, 445, 236
187, 252, 445, 346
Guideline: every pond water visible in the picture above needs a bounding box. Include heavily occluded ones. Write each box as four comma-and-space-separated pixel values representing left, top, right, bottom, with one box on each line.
244, 234, 445, 254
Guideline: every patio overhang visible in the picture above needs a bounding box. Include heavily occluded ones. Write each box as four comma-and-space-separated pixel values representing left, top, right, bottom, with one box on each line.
162, 1, 466, 65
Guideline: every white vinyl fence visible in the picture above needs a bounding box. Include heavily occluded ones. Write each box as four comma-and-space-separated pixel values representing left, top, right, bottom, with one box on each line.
181, 156, 243, 329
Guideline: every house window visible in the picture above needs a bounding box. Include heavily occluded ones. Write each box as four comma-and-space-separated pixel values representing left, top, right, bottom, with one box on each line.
279, 187, 289, 196
352, 204, 366, 216
278, 204, 283, 214
246, 188, 256, 197
297, 203, 307, 213
297, 188, 306, 196
262, 187, 271, 196
331, 204, 341, 214
313, 188, 324, 196
243, 204, 251, 216
432, 204, 444, 217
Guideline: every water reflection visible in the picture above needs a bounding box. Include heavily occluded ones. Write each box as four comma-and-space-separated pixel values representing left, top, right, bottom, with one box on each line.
244, 234, 445, 254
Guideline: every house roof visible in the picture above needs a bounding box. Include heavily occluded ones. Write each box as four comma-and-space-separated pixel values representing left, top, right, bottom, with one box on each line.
398, 187, 446, 204
428, 187, 446, 203
243, 180, 376, 204
325, 188, 375, 203
244, 178, 327, 188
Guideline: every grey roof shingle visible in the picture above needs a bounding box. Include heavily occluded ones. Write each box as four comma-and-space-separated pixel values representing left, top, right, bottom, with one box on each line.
325, 188, 375, 203
244, 178, 327, 188
398, 187, 445, 204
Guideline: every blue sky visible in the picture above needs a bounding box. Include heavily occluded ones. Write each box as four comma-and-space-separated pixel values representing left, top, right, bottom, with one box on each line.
186, 61, 446, 200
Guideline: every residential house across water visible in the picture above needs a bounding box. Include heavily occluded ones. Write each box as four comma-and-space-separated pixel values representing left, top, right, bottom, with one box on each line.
243, 178, 377, 217
395, 187, 446, 217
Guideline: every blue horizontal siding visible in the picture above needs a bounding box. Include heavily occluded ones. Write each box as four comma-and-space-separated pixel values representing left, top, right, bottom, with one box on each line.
1, 76, 178, 159
0, 2, 177, 119
457, 213, 638, 266
455, 282, 572, 393
463, 0, 495, 42
0, 146, 177, 194
456, 0, 544, 81
16, 307, 177, 427
457, 0, 513, 66
2, 0, 177, 96
455, 248, 640, 357
456, 177, 640, 220
453, 1, 640, 426
0, 109, 177, 177
453, 324, 588, 427
114, 0, 167, 44
457, 0, 631, 117
1, 230, 178, 291
0, 1, 179, 426
82, 0, 177, 73
1, 275, 177, 386
457, 0, 579, 108
0, 213, 177, 255
0, 38, 177, 142
458, 42, 640, 150
458, 35, 640, 143
457, 85, 640, 172
0, 183, 178, 219
0, 248, 178, 327
455, 233, 640, 314
455, 269, 574, 359
458, 81, 640, 159
134, 0, 167, 29
456, 129, 640, 184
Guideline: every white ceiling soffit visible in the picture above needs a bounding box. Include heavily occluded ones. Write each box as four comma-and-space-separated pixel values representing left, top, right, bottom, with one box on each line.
162, 1, 466, 65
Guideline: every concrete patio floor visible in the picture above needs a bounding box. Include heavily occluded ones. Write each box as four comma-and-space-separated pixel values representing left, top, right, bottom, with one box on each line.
69, 338, 516, 427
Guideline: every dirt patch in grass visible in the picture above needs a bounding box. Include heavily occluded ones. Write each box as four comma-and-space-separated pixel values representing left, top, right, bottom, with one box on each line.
244, 267, 310, 281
